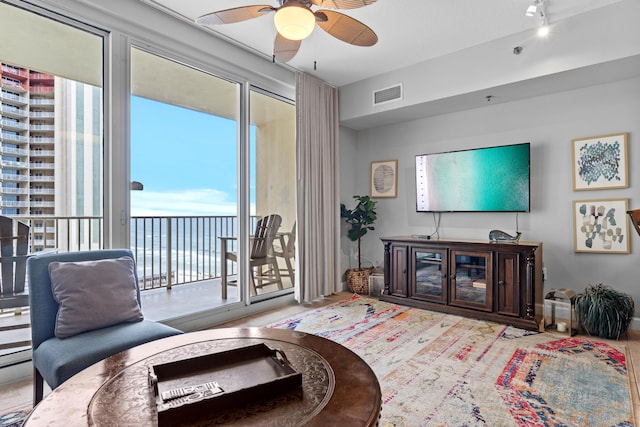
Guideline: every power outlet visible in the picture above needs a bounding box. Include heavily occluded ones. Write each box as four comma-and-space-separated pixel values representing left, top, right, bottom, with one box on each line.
542, 267, 548, 281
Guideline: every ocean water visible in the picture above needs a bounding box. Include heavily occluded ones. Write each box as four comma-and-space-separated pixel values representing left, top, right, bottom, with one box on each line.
129, 216, 256, 286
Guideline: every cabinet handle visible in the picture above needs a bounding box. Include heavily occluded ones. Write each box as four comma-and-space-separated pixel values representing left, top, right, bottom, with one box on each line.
498, 280, 505, 286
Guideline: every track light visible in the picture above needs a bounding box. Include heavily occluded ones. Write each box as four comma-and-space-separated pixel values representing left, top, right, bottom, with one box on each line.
525, 4, 537, 17
537, 24, 550, 37
526, 0, 550, 38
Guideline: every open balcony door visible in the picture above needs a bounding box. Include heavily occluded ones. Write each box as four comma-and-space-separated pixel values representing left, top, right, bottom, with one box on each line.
248, 88, 297, 301
129, 48, 296, 310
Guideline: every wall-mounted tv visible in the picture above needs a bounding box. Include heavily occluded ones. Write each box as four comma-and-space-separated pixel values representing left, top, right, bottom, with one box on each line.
415, 142, 530, 212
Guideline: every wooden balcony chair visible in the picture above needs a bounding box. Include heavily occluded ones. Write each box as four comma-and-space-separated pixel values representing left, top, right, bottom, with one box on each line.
0, 215, 30, 314
220, 214, 283, 299
27, 249, 183, 406
272, 222, 296, 284
0, 215, 33, 351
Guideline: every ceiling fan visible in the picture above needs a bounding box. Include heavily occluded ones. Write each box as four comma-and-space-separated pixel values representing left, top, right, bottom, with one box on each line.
195, 0, 378, 63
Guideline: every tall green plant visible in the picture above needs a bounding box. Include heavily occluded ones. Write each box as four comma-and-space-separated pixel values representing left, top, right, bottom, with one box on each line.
575, 283, 634, 339
340, 195, 378, 270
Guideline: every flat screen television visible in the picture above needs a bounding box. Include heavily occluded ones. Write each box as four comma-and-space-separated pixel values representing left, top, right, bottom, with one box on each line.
415, 142, 530, 212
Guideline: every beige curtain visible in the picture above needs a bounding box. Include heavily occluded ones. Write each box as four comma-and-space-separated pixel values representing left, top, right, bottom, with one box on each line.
295, 72, 340, 302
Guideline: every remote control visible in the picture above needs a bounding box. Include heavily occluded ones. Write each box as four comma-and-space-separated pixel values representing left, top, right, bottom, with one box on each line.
161, 381, 223, 402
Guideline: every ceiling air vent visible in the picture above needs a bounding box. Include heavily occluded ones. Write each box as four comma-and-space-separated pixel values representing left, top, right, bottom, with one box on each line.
373, 84, 402, 106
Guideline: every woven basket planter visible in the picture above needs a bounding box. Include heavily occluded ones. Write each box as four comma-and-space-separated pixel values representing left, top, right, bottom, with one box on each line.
346, 267, 373, 294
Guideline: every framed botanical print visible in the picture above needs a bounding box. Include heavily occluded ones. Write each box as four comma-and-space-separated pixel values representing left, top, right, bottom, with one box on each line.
573, 198, 630, 254
572, 133, 628, 190
370, 160, 398, 198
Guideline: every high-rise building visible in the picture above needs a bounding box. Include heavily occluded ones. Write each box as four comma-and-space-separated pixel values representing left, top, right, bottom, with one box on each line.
1, 61, 102, 252
1, 62, 55, 251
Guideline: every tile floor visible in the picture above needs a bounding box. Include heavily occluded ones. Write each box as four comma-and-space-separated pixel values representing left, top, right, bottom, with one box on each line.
2, 292, 640, 423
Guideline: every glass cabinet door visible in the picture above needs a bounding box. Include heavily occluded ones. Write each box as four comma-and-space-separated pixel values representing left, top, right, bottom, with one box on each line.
411, 248, 447, 303
449, 250, 493, 311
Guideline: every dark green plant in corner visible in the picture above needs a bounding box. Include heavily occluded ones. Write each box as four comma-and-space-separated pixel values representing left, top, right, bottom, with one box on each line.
574, 283, 634, 340
340, 195, 377, 269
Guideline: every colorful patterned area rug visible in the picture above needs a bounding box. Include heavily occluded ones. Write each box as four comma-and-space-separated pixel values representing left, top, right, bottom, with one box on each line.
269, 294, 635, 427
0, 407, 30, 427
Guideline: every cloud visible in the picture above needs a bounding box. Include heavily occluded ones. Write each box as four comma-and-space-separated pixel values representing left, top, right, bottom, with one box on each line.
131, 189, 253, 217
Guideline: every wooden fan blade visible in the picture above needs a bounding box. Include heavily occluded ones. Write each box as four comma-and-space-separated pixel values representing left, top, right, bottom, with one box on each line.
310, 0, 377, 9
196, 5, 274, 26
315, 10, 378, 46
274, 33, 301, 63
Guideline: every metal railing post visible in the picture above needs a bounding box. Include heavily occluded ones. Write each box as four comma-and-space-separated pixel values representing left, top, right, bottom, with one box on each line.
167, 218, 172, 289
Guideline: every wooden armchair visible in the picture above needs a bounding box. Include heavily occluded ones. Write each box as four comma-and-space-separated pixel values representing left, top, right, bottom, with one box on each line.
220, 214, 283, 298
272, 222, 296, 284
0, 216, 31, 350
0, 215, 30, 312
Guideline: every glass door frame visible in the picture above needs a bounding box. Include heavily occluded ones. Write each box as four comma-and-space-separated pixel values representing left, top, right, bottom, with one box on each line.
247, 85, 296, 303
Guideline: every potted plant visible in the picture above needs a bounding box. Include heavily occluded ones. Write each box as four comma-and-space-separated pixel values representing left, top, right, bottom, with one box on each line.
340, 195, 378, 293
574, 283, 634, 339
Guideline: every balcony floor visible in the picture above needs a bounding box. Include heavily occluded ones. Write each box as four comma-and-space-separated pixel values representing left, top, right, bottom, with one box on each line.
0, 276, 294, 356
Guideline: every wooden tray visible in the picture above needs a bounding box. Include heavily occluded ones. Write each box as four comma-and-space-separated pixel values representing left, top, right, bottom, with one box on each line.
148, 343, 302, 426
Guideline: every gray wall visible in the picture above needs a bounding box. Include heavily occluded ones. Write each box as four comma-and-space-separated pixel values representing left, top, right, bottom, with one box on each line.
340, 76, 640, 320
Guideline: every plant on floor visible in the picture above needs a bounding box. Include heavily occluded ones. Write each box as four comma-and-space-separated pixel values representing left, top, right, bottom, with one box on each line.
574, 283, 634, 339
340, 195, 377, 293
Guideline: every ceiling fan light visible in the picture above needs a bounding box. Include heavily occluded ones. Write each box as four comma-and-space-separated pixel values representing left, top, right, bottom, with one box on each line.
274, 5, 315, 41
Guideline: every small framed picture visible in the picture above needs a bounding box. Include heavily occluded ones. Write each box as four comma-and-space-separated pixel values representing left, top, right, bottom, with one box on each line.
370, 160, 398, 198
572, 133, 628, 190
573, 198, 630, 254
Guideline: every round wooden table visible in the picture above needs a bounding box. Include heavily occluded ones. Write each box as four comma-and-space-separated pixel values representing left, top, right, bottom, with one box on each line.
24, 327, 382, 426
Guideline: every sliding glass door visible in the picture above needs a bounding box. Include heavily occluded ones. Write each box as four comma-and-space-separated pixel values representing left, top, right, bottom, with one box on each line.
248, 88, 296, 300
129, 48, 297, 311
130, 47, 242, 306
0, 0, 104, 357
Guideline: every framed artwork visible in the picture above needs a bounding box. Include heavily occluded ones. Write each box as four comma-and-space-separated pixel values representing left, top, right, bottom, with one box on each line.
572, 133, 628, 190
370, 160, 398, 198
573, 198, 630, 254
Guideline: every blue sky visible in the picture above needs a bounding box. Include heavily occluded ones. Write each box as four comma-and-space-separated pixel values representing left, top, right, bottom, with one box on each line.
130, 96, 255, 216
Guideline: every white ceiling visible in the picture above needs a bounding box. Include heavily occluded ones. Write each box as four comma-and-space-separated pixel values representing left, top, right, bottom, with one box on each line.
140, 0, 625, 87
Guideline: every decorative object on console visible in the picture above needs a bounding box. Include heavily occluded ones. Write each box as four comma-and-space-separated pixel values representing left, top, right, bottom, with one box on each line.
572, 133, 628, 190
488, 229, 522, 243
572, 198, 630, 253
627, 208, 640, 237
370, 160, 397, 198
574, 283, 634, 339
340, 195, 377, 293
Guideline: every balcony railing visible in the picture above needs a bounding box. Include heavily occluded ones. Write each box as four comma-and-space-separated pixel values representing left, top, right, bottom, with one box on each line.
1, 133, 29, 143
29, 98, 54, 106
1, 146, 29, 156
8, 215, 252, 292
1, 119, 28, 130
130, 215, 256, 290
0, 91, 28, 104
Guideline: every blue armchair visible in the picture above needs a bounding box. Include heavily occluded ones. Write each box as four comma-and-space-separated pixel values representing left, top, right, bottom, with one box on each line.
28, 249, 182, 406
